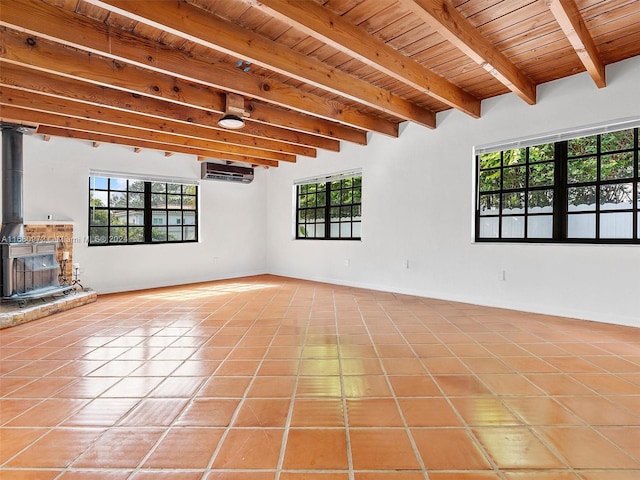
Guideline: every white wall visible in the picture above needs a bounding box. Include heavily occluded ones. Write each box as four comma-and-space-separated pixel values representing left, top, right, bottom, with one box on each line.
266, 56, 640, 328
14, 137, 268, 293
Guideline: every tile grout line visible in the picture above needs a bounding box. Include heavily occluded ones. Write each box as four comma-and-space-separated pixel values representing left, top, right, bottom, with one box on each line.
273, 284, 311, 480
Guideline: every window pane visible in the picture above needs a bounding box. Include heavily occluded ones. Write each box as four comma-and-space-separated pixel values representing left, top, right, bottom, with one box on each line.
168, 212, 182, 225
528, 190, 553, 213
527, 215, 553, 238
341, 206, 352, 218
568, 186, 596, 211
167, 194, 181, 209
307, 193, 316, 207
183, 226, 197, 241
601, 152, 634, 180
502, 216, 525, 238
502, 192, 524, 214
528, 143, 554, 163
90, 177, 108, 189
167, 183, 181, 194
479, 194, 500, 216
503, 148, 526, 165
600, 183, 633, 210
568, 135, 597, 156
151, 183, 166, 193
567, 157, 597, 183
352, 205, 362, 220
340, 223, 352, 238
315, 208, 325, 220
109, 226, 127, 243
503, 166, 526, 189
152, 227, 167, 242
90, 190, 108, 207
110, 210, 128, 225
479, 152, 501, 169
306, 224, 317, 238
129, 180, 144, 192
528, 163, 554, 187
168, 227, 182, 241
152, 212, 167, 225
89, 227, 107, 244
479, 217, 499, 238
315, 223, 325, 238
330, 207, 340, 219
342, 190, 352, 204
567, 213, 595, 238
479, 169, 501, 192
600, 212, 633, 238
183, 211, 196, 225
353, 188, 361, 203
129, 227, 144, 243
110, 178, 127, 191
330, 223, 340, 238
128, 192, 144, 208
330, 190, 341, 205
151, 194, 166, 208
182, 195, 196, 210
90, 208, 108, 226
317, 192, 326, 205
128, 211, 144, 225
109, 192, 127, 208
601, 128, 634, 152
352, 222, 361, 238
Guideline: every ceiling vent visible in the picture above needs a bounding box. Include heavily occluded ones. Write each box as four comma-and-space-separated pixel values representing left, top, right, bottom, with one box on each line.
201, 162, 254, 184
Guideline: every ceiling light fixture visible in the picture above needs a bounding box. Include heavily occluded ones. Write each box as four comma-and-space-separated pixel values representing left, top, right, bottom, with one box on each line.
217, 113, 245, 129
218, 92, 248, 130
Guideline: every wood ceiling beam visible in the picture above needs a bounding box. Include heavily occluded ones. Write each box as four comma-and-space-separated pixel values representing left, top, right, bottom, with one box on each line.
547, 0, 606, 88
398, 0, 537, 105
0, 62, 338, 152
0, 90, 296, 163
253, 0, 481, 118
84, 0, 437, 128
0, 58, 312, 158
0, 0, 385, 139
35, 126, 279, 168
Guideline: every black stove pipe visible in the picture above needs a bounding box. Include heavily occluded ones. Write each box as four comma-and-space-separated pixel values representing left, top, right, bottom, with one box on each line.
0, 124, 26, 243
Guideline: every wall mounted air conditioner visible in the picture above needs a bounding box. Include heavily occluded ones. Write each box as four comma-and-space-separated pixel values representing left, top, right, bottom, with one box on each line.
201, 162, 254, 184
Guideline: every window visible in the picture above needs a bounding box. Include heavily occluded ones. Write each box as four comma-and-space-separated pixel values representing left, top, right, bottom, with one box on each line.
296, 172, 362, 240
476, 126, 639, 243
89, 175, 198, 245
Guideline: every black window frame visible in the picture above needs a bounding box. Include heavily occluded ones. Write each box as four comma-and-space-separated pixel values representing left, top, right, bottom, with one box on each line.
89, 176, 198, 246
475, 127, 639, 244
296, 175, 362, 240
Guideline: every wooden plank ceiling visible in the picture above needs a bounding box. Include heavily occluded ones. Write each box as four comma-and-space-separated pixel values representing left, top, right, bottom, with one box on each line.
1, 0, 639, 168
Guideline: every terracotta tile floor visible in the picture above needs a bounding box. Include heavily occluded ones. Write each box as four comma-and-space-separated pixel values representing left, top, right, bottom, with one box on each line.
1, 275, 639, 480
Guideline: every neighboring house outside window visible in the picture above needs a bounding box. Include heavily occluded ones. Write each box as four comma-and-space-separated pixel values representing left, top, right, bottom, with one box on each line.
296, 171, 362, 240
89, 174, 198, 245
476, 126, 639, 243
